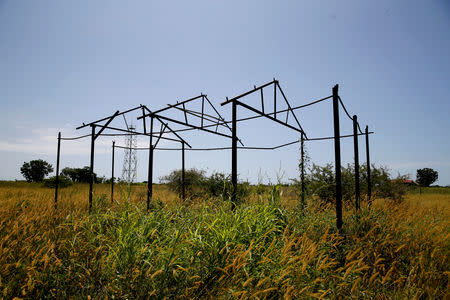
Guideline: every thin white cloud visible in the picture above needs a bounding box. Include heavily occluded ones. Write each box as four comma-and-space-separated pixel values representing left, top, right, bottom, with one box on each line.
0, 126, 174, 156
0, 127, 111, 155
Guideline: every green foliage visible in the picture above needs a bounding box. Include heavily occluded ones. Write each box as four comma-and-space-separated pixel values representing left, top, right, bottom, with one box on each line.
307, 163, 335, 203
160, 169, 251, 203
61, 166, 101, 183
160, 168, 206, 198
203, 172, 251, 202
203, 172, 230, 197
20, 159, 53, 182
0, 183, 448, 298
416, 168, 438, 187
42, 175, 73, 188
305, 163, 408, 203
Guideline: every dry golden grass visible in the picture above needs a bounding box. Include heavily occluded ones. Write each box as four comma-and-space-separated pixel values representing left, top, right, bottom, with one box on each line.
0, 181, 448, 298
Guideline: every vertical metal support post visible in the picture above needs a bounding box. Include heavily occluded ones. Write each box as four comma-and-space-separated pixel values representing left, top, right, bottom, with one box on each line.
332, 85, 343, 230
54, 132, 61, 209
182, 142, 185, 201
300, 132, 305, 207
365, 126, 372, 202
147, 117, 154, 212
201, 96, 204, 128
353, 115, 360, 211
231, 100, 237, 210
273, 81, 277, 119
89, 125, 96, 213
111, 140, 115, 203
142, 107, 147, 134
260, 88, 264, 113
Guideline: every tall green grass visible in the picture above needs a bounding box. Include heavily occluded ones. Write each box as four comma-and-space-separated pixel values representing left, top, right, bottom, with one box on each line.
0, 183, 448, 298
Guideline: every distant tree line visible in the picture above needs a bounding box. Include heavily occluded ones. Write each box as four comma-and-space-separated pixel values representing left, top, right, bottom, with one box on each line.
20, 159, 111, 187
19, 159, 440, 200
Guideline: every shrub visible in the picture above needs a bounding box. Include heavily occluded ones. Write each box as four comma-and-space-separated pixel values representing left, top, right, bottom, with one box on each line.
160, 168, 206, 198
42, 175, 73, 188
305, 163, 408, 204
61, 166, 101, 183
203, 172, 251, 202
203, 172, 230, 198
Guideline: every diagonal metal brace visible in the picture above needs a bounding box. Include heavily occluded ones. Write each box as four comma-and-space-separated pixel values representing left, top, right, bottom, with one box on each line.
235, 100, 304, 134
154, 115, 192, 148
276, 81, 307, 138
155, 114, 233, 140
94, 110, 120, 140
204, 95, 244, 146
153, 123, 167, 148
142, 105, 192, 148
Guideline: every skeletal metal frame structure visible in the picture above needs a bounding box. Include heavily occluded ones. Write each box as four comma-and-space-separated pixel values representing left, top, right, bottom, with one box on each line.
137, 93, 240, 207
53, 79, 374, 230
74, 105, 191, 212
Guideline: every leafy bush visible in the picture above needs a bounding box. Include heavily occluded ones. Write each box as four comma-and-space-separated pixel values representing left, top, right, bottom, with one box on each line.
160, 168, 206, 198
305, 163, 408, 204
42, 175, 73, 188
203, 172, 230, 198
61, 166, 101, 183
160, 169, 251, 203
203, 172, 251, 202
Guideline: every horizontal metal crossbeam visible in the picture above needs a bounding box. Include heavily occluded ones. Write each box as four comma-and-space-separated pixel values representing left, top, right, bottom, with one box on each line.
220, 79, 276, 106
153, 114, 233, 139
234, 100, 304, 134
77, 105, 143, 130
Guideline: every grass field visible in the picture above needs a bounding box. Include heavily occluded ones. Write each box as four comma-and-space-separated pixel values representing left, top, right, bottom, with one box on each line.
0, 182, 448, 299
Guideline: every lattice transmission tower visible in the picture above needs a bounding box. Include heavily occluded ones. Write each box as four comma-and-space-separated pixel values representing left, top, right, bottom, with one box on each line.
121, 118, 137, 185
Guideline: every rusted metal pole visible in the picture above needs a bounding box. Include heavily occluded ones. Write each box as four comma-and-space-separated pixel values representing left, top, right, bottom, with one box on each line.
54, 132, 61, 209
231, 100, 237, 210
147, 117, 154, 212
182, 142, 185, 201
300, 132, 305, 206
365, 125, 372, 202
89, 125, 95, 213
273, 80, 277, 119
111, 140, 115, 203
353, 115, 360, 211
332, 85, 343, 230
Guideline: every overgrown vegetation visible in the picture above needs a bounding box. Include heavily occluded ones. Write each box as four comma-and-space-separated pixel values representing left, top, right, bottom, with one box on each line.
160, 169, 250, 202
293, 163, 409, 204
61, 166, 105, 183
0, 182, 448, 298
42, 175, 73, 188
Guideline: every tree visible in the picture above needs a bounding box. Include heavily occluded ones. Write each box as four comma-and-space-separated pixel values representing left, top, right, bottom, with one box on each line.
61, 166, 99, 183
416, 168, 438, 187
20, 159, 54, 182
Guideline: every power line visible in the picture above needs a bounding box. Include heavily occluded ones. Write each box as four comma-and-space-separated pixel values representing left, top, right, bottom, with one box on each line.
338, 96, 364, 134
113, 131, 374, 152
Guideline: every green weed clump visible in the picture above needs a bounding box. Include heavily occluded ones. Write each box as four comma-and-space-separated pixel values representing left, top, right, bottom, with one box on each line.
0, 182, 448, 298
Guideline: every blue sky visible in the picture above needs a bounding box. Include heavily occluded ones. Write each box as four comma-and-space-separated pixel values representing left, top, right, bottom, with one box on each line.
1, 0, 449, 185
